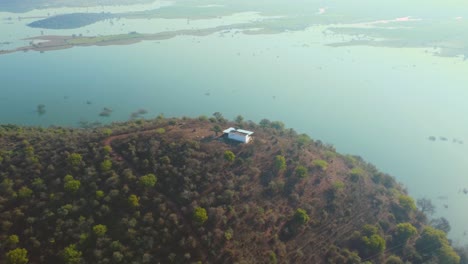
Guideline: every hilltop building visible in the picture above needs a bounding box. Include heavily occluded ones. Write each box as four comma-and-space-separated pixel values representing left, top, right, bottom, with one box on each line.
223, 127, 254, 143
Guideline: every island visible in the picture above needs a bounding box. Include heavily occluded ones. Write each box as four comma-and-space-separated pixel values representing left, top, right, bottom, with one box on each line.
28, 13, 115, 29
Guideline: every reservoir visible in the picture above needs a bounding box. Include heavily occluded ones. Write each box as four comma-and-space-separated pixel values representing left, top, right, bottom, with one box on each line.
1, 0, 468, 244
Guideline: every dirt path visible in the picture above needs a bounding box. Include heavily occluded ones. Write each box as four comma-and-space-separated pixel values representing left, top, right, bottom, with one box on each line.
102, 128, 163, 159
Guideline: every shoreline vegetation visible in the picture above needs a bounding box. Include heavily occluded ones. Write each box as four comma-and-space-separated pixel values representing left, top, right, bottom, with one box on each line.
28, 12, 115, 30
0, 23, 261, 56
0, 114, 464, 263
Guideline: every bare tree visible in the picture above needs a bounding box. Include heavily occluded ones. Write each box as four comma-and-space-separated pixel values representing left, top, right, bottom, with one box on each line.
431, 217, 451, 234
417, 198, 436, 216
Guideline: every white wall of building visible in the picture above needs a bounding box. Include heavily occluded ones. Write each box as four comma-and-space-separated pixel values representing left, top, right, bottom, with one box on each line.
228, 133, 250, 143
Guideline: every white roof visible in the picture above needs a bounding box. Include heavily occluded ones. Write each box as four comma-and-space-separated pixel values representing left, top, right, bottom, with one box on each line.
223, 127, 236, 134
236, 128, 254, 135
223, 127, 254, 135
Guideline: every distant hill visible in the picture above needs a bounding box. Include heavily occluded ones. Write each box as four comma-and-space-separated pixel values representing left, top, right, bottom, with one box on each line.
0, 116, 462, 263
0, 0, 154, 13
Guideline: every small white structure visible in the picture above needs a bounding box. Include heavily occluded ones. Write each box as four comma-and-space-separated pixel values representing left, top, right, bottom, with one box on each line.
223, 127, 254, 143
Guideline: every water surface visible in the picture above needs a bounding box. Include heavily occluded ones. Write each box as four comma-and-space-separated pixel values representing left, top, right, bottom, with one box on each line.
1, 0, 468, 244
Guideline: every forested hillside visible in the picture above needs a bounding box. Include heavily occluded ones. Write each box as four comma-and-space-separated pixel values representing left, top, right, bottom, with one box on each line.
0, 115, 463, 263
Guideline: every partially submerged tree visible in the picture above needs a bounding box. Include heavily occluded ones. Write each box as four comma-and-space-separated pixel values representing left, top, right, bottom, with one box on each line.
417, 198, 436, 216
430, 217, 451, 234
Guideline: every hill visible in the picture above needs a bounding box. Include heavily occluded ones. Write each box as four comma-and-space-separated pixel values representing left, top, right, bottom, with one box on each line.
0, 115, 462, 263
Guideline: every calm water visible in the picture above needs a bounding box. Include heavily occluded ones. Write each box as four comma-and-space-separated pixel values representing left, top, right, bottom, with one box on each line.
1, 0, 468, 243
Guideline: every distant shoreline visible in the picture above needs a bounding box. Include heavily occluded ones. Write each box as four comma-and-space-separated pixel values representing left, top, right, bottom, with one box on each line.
0, 0, 156, 13
0, 23, 254, 56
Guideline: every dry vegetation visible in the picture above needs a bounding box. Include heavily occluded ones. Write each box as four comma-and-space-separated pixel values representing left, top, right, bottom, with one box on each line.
0, 115, 462, 263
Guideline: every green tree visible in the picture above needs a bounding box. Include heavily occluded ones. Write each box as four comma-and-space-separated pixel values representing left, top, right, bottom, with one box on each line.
64, 178, 81, 193
357, 225, 386, 257
385, 255, 403, 264
100, 159, 112, 172
259, 119, 271, 128
224, 229, 233, 241
415, 226, 460, 263
332, 180, 345, 191
6, 235, 19, 246
193, 207, 208, 224
362, 234, 386, 255
113, 251, 124, 262
212, 112, 225, 122
63, 244, 82, 264
269, 251, 278, 264
294, 208, 310, 224
102, 128, 112, 137
96, 190, 104, 199
212, 125, 222, 136
439, 244, 461, 264
362, 224, 379, 236
270, 121, 285, 130
235, 115, 244, 124
394, 222, 417, 244
1, 178, 15, 197
103, 146, 112, 154
275, 155, 286, 171
64, 174, 74, 182
31, 178, 45, 190
155, 128, 165, 134
93, 224, 107, 236
6, 248, 28, 264
312, 159, 328, 171
296, 133, 312, 146
224, 150, 235, 162
398, 195, 416, 211
128, 194, 140, 207
416, 226, 445, 253
198, 115, 208, 121
67, 153, 82, 167
139, 173, 157, 188
350, 167, 365, 181
18, 186, 33, 199
295, 166, 308, 178
58, 204, 73, 217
